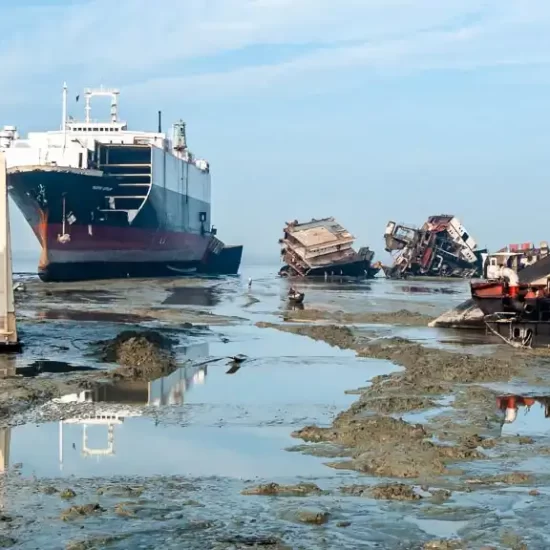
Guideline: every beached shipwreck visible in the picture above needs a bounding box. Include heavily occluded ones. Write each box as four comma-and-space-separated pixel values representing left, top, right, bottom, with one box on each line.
469, 242, 550, 347
279, 217, 380, 278
383, 215, 486, 279
431, 242, 550, 347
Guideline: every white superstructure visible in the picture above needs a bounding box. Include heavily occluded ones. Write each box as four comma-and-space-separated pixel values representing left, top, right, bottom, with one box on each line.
0, 84, 209, 175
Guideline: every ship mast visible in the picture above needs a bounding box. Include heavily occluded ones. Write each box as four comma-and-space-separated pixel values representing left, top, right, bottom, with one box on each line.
62, 82, 68, 149
84, 87, 120, 123
61, 82, 68, 131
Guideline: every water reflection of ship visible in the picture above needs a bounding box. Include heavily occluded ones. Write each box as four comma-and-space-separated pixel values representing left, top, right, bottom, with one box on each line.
57, 343, 209, 468
56, 343, 209, 408
497, 395, 550, 424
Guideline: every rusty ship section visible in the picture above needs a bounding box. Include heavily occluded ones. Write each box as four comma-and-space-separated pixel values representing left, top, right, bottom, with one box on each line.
469, 242, 550, 347
278, 217, 380, 278
382, 215, 487, 279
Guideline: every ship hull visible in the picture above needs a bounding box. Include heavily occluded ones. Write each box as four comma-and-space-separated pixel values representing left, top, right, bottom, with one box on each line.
8, 165, 240, 281
279, 258, 380, 279
485, 318, 550, 348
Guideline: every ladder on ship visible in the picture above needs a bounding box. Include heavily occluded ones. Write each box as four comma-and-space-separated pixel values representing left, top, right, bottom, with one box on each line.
96, 143, 152, 222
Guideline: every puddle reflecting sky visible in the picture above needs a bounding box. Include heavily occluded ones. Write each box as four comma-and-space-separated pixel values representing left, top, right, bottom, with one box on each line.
12, 422, 335, 480
9, 325, 398, 481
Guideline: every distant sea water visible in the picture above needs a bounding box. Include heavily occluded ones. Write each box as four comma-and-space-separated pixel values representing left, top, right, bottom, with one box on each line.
10, 249, 281, 279
12, 249, 39, 275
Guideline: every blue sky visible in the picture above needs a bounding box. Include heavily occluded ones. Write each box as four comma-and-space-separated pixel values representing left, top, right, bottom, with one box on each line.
2, 0, 550, 263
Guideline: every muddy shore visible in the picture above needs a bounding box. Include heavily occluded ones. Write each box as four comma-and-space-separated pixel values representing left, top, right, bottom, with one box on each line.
282, 308, 434, 326
257, 319, 550, 483
2, 273, 550, 548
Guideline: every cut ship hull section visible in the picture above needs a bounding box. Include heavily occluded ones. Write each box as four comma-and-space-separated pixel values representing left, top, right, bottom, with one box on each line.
279, 217, 380, 279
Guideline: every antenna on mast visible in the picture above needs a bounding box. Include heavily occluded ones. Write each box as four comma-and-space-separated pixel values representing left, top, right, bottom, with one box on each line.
84, 87, 120, 123
61, 83, 68, 131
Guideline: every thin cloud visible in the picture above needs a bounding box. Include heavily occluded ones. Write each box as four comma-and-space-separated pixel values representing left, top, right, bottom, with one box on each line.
0, 0, 549, 103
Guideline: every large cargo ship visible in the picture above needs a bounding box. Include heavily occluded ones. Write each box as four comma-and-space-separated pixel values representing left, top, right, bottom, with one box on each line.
0, 85, 242, 281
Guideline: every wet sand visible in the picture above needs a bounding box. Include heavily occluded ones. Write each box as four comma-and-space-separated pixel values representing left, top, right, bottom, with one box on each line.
0, 270, 549, 549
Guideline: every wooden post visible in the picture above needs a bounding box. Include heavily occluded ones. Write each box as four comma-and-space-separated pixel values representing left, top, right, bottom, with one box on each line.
0, 153, 19, 351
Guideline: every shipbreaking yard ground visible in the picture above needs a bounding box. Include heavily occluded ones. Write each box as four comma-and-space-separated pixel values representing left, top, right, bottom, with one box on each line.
3, 271, 550, 549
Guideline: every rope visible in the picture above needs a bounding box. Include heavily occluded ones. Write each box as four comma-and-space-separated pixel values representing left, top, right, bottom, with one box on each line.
484, 320, 527, 349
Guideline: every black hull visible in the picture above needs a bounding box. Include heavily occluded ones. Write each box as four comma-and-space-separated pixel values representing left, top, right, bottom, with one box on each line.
38, 260, 201, 282
382, 265, 478, 280
485, 319, 550, 348
8, 161, 243, 281
39, 246, 244, 282
279, 259, 380, 279
197, 245, 243, 276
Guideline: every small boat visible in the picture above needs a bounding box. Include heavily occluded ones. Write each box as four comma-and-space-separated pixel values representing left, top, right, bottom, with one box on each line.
288, 288, 305, 304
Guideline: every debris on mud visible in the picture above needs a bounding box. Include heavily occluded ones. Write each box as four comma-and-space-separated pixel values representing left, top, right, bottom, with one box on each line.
256, 322, 355, 350
59, 488, 76, 499
371, 483, 422, 501
283, 308, 433, 327
285, 443, 350, 458
358, 337, 521, 384
295, 509, 330, 525
216, 535, 291, 549
336, 521, 352, 528
65, 534, 131, 550
341, 485, 370, 497
97, 330, 177, 380
500, 531, 528, 550
466, 472, 533, 486
60, 503, 105, 521
351, 395, 437, 414
96, 484, 144, 497
241, 482, 323, 496
293, 415, 426, 446
294, 415, 482, 478
114, 502, 137, 518
429, 489, 452, 503
459, 434, 495, 450
423, 540, 464, 550
341, 483, 422, 501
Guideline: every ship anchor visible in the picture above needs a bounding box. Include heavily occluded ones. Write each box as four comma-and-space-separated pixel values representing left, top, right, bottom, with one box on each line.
57, 195, 71, 244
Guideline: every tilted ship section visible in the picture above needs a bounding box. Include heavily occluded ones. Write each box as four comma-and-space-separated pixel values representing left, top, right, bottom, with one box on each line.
469, 242, 550, 348
382, 215, 486, 279
278, 217, 380, 278
0, 85, 242, 281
